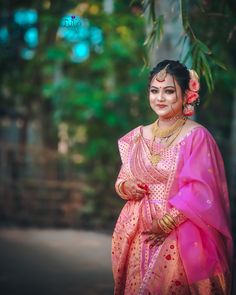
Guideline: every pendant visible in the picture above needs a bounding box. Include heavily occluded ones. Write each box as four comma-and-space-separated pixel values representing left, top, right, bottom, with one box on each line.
151, 154, 161, 165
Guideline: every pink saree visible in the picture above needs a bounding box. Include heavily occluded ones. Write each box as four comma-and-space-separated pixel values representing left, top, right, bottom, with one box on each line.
112, 125, 233, 295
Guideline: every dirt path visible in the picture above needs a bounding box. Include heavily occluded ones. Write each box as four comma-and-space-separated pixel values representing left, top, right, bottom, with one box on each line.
0, 228, 114, 295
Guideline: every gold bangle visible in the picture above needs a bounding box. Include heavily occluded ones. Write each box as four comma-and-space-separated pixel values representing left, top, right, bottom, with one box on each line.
161, 218, 175, 231
117, 181, 124, 194
159, 213, 175, 233
116, 181, 128, 198
162, 215, 176, 229
161, 218, 174, 231
158, 219, 172, 234
157, 219, 166, 232
164, 213, 177, 226
161, 214, 177, 233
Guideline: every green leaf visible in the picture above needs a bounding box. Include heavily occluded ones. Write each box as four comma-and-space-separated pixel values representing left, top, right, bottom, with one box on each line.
211, 57, 227, 70
200, 52, 214, 92
150, 0, 156, 22
197, 40, 211, 54
143, 15, 164, 48
182, 39, 215, 92
180, 0, 189, 30
192, 42, 200, 68
195, 49, 202, 75
182, 42, 196, 64
156, 15, 164, 43
143, 0, 156, 24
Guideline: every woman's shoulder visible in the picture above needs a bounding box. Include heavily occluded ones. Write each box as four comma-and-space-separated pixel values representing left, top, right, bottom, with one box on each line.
183, 119, 217, 147
185, 119, 213, 136
118, 125, 141, 143
181, 119, 204, 139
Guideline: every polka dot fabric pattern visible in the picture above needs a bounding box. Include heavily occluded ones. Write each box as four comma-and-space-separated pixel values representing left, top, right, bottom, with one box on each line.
112, 125, 233, 295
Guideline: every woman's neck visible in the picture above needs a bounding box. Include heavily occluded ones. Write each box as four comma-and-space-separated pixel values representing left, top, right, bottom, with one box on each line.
158, 113, 184, 128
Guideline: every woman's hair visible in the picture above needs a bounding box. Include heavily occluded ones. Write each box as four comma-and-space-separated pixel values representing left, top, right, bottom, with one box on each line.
148, 60, 190, 94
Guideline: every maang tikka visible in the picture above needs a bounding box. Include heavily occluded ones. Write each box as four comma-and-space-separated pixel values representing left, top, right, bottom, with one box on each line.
155, 64, 169, 82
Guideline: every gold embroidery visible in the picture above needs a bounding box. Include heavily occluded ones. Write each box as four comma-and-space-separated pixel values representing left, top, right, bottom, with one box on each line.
189, 272, 231, 295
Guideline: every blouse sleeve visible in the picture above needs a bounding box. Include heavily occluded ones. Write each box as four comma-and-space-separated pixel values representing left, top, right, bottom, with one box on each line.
114, 127, 137, 200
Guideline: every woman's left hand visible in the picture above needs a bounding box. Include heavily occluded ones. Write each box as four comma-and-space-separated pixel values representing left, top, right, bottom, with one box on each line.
142, 219, 169, 248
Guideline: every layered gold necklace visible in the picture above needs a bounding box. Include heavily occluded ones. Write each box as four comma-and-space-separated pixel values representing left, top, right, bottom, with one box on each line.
151, 116, 186, 139
149, 116, 187, 165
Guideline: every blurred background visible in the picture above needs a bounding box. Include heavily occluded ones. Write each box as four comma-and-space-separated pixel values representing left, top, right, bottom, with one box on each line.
0, 0, 235, 294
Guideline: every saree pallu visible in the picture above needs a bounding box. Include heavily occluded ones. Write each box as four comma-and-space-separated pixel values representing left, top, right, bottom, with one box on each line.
112, 125, 233, 295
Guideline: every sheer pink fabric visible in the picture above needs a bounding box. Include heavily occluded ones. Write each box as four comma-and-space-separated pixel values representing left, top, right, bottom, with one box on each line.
112, 125, 233, 295
168, 127, 233, 284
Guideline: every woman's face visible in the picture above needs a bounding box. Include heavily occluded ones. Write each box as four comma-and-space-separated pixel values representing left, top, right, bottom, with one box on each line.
149, 73, 184, 119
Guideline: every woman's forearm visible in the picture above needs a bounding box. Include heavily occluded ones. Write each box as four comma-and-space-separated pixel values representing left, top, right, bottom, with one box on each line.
115, 163, 130, 200
115, 179, 130, 200
168, 207, 187, 227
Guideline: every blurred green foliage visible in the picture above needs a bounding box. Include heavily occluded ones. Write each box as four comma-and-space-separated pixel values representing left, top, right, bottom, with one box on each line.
187, 1, 236, 148
49, 3, 152, 228
144, 0, 236, 94
0, 1, 152, 229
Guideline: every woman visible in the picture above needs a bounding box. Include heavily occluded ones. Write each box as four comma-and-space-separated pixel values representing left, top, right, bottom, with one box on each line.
111, 60, 233, 295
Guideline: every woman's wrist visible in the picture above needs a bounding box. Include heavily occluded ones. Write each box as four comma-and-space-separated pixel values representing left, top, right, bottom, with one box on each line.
116, 180, 129, 199
168, 207, 187, 226
158, 213, 177, 234
120, 181, 127, 195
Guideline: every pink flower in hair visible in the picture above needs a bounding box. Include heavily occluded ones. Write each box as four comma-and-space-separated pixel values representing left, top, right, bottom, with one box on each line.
183, 104, 195, 116
185, 90, 199, 104
189, 79, 200, 92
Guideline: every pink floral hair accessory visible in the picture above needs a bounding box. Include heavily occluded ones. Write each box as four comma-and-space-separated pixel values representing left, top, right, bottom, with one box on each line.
189, 79, 200, 92
185, 90, 199, 104
183, 69, 200, 116
188, 69, 200, 92
183, 104, 195, 116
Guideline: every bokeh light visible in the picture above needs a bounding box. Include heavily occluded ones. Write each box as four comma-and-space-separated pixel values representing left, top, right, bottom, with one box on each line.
71, 42, 90, 62
24, 27, 38, 48
14, 9, 38, 25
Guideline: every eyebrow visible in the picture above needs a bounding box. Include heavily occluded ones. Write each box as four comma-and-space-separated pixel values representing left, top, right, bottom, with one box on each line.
150, 85, 175, 89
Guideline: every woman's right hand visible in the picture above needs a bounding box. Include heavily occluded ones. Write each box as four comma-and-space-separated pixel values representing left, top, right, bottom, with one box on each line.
123, 179, 150, 201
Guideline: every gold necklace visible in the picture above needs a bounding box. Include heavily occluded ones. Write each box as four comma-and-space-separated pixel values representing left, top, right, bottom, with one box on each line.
151, 116, 186, 139
149, 119, 186, 165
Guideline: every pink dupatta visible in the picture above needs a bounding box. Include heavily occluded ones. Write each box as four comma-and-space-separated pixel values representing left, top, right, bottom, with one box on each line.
168, 127, 233, 283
